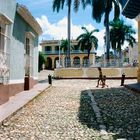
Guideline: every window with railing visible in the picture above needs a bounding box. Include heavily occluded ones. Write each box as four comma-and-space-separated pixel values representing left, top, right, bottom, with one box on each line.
0, 23, 10, 84
45, 46, 52, 52
55, 46, 59, 51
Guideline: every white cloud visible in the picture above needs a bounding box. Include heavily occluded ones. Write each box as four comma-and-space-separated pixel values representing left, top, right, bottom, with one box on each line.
125, 18, 138, 30
36, 15, 105, 56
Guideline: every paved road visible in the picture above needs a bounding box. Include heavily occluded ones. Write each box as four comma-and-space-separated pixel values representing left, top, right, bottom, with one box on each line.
38, 70, 54, 82
0, 79, 138, 140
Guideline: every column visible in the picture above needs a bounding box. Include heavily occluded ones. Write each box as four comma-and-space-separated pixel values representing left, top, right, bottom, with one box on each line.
80, 56, 83, 67
52, 57, 55, 69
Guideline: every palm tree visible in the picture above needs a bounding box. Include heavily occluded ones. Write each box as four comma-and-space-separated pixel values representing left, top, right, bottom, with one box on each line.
60, 39, 75, 66
77, 26, 99, 59
110, 19, 136, 64
53, 0, 72, 65
60, 39, 69, 53
73, 0, 123, 63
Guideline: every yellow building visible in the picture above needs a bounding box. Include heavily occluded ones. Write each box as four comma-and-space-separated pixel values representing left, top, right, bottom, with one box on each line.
122, 0, 140, 83
40, 40, 96, 69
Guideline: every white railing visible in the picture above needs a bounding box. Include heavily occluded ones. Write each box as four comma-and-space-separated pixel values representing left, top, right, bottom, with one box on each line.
56, 58, 137, 68
94, 59, 136, 68
0, 51, 10, 84
56, 59, 92, 68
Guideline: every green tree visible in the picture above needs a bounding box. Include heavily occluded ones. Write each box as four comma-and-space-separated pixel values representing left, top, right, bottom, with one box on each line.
74, 0, 122, 63
60, 39, 69, 53
77, 26, 99, 58
38, 52, 45, 72
60, 39, 74, 52
53, 0, 72, 63
110, 19, 136, 62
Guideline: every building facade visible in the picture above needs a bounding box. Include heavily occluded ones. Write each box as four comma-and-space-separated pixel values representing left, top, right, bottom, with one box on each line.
40, 40, 96, 69
122, 0, 140, 83
123, 43, 138, 66
0, 0, 42, 104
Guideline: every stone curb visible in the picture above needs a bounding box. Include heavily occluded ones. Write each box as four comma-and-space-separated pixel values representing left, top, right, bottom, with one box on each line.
86, 87, 109, 140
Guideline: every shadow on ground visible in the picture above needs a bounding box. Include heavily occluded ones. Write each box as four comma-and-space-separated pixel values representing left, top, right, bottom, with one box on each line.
38, 79, 48, 83
78, 87, 140, 139
78, 91, 99, 130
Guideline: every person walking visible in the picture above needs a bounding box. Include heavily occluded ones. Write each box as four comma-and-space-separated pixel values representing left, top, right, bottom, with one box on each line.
96, 67, 104, 88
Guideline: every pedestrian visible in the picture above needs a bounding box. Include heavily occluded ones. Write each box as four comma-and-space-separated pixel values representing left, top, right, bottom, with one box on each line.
96, 67, 104, 88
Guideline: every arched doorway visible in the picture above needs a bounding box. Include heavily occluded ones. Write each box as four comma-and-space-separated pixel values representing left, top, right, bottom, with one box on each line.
45, 57, 52, 69
73, 56, 80, 67
83, 56, 89, 67
54, 57, 59, 68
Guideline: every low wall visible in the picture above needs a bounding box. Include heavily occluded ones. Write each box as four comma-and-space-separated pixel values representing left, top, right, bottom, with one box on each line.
54, 67, 138, 79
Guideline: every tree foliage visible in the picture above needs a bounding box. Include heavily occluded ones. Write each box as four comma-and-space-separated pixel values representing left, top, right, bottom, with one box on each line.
110, 19, 136, 55
73, 0, 123, 62
38, 52, 45, 72
77, 26, 99, 58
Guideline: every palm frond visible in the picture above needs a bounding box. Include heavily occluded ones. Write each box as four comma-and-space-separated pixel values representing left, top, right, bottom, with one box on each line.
92, 0, 105, 23
113, 0, 120, 21
74, 0, 80, 12
53, 0, 66, 12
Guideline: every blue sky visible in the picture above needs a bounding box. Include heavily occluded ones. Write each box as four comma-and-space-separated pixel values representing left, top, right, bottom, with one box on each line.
16, 0, 138, 55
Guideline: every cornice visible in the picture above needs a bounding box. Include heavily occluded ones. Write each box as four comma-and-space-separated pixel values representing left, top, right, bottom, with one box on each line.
40, 40, 79, 46
17, 4, 42, 35
0, 13, 13, 24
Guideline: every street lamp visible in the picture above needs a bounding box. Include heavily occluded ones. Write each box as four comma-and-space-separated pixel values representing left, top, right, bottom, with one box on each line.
59, 40, 61, 68
103, 44, 106, 67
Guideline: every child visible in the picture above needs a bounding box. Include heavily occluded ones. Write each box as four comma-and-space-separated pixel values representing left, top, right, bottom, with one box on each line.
102, 75, 108, 88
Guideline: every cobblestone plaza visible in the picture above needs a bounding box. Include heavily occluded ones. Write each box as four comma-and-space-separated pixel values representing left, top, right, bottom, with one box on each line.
0, 79, 140, 140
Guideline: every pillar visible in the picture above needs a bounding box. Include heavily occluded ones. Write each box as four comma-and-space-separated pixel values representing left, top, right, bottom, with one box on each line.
80, 56, 83, 67
52, 57, 55, 69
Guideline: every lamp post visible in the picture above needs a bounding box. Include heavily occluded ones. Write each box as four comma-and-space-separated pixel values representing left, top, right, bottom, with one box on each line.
59, 40, 61, 68
104, 44, 106, 67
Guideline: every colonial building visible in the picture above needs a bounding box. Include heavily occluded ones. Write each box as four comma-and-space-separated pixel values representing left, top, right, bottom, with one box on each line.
0, 0, 42, 104
123, 43, 138, 65
122, 0, 140, 83
40, 40, 96, 69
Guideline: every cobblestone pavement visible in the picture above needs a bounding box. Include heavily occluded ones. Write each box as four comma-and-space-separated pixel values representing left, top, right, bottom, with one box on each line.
0, 79, 138, 140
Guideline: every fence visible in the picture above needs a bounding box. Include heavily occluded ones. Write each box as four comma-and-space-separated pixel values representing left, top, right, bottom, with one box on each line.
56, 59, 137, 68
